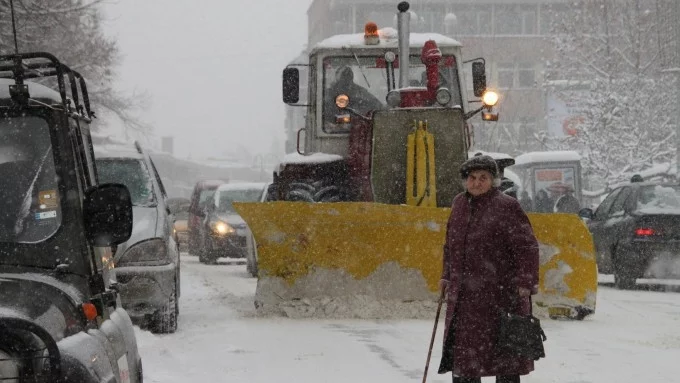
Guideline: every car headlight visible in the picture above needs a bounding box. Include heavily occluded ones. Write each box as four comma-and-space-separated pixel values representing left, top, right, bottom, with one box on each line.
211, 221, 235, 235
117, 238, 170, 266
0, 349, 19, 382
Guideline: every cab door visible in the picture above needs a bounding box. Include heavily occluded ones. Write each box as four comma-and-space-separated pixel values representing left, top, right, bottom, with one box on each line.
587, 187, 622, 273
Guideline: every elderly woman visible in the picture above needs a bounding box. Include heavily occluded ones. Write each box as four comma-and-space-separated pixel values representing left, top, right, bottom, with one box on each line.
438, 155, 540, 383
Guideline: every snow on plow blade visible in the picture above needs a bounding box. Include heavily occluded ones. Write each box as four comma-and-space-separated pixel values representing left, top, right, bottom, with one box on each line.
233, 202, 597, 320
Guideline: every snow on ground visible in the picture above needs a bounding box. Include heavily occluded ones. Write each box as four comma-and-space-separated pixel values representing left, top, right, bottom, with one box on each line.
135, 254, 680, 382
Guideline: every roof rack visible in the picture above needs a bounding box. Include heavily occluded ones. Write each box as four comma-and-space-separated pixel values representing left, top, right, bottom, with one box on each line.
0, 52, 94, 120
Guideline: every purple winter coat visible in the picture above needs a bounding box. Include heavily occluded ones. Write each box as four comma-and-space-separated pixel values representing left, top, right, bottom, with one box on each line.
440, 188, 539, 377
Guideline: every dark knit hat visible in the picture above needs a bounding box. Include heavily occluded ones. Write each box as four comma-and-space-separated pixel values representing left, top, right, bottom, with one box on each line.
460, 154, 499, 179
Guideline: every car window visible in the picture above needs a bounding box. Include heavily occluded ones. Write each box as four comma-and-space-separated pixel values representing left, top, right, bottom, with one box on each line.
594, 188, 621, 220
608, 187, 632, 217
216, 188, 263, 213
0, 116, 61, 243
637, 185, 680, 212
96, 158, 156, 206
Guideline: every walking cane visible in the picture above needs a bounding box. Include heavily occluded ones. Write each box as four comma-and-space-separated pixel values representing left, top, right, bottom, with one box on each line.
422, 289, 446, 383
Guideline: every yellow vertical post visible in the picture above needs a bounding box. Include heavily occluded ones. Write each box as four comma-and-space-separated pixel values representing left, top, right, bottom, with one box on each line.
406, 120, 437, 206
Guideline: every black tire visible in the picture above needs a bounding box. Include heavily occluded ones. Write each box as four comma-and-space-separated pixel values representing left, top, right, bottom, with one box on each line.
613, 250, 636, 290
198, 248, 209, 263
614, 271, 636, 290
248, 256, 258, 277
150, 288, 178, 334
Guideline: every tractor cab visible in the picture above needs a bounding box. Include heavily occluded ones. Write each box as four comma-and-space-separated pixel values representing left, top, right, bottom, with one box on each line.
0, 53, 143, 382
507, 150, 583, 213
276, 1, 499, 206
283, 4, 498, 158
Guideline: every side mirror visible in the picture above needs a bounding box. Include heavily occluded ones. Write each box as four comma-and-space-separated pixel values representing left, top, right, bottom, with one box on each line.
578, 208, 594, 220
472, 61, 486, 97
83, 183, 133, 247
282, 67, 300, 104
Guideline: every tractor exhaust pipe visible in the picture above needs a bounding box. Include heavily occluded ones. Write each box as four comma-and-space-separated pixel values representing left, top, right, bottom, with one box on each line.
397, 2, 410, 88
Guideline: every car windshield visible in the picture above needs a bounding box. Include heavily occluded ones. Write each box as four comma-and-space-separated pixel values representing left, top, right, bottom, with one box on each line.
0, 116, 61, 244
96, 158, 156, 206
216, 188, 263, 213
322, 54, 461, 133
637, 185, 680, 211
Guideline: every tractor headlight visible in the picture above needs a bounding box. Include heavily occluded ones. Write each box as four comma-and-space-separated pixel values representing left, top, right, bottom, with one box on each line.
482, 90, 499, 107
211, 221, 235, 236
0, 349, 19, 382
436, 88, 452, 106
335, 94, 349, 109
117, 238, 170, 266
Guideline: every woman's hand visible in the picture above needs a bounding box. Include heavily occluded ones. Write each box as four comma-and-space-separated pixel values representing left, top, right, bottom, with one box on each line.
518, 287, 532, 297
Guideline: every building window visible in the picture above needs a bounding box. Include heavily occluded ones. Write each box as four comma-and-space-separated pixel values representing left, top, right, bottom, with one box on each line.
455, 9, 491, 35
496, 5, 538, 35
497, 62, 515, 89
518, 63, 536, 88
496, 5, 522, 35
521, 9, 537, 35
496, 62, 537, 89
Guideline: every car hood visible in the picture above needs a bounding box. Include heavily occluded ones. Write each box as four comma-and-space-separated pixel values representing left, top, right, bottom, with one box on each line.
0, 274, 84, 342
115, 206, 158, 256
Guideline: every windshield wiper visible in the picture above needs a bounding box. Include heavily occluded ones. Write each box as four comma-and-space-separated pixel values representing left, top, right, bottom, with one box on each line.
352, 50, 371, 88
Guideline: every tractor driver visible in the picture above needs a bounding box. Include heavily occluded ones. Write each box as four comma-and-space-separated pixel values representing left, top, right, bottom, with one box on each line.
323, 65, 383, 131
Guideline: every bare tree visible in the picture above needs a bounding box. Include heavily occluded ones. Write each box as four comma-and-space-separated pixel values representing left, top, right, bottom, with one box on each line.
542, 0, 676, 188
0, 0, 151, 135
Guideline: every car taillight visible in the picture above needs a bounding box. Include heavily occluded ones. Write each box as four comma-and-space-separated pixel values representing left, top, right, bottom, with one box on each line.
635, 228, 655, 236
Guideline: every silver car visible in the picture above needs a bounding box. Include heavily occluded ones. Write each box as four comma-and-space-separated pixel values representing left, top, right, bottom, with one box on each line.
95, 142, 180, 334
197, 183, 264, 273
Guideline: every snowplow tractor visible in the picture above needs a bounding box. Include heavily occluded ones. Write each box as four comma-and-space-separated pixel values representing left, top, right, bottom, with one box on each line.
234, 2, 596, 320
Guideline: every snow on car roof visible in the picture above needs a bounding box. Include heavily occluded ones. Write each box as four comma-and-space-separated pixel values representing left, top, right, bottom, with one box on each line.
281, 152, 344, 166
313, 27, 461, 52
0, 78, 62, 102
217, 182, 266, 192
514, 151, 581, 165
93, 144, 143, 159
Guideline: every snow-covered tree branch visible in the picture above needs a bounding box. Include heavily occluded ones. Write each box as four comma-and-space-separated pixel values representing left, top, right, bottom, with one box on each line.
543, 0, 677, 189
0, 0, 151, 136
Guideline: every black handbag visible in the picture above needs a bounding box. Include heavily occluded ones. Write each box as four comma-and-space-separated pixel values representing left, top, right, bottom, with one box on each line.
496, 298, 547, 361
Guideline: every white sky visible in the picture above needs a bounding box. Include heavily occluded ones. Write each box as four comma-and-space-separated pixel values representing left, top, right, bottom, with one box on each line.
100, 0, 312, 160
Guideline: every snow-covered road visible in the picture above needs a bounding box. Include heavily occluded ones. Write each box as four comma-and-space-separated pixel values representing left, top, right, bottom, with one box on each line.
135, 255, 680, 382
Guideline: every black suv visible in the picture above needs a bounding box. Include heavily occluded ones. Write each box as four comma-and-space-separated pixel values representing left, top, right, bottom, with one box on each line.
0, 53, 143, 381
95, 142, 181, 333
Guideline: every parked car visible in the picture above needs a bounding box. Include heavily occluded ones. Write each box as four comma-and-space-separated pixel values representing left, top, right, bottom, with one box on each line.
197, 183, 266, 265
95, 142, 181, 333
0, 61, 142, 382
168, 197, 191, 252
580, 182, 680, 289
188, 180, 225, 256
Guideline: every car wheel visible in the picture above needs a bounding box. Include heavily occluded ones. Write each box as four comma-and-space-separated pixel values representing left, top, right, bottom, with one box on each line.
249, 254, 258, 278
613, 249, 636, 290
150, 287, 178, 334
614, 270, 635, 290
198, 239, 210, 263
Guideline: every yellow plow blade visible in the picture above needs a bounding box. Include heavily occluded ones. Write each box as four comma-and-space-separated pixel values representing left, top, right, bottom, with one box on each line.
233, 202, 597, 319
